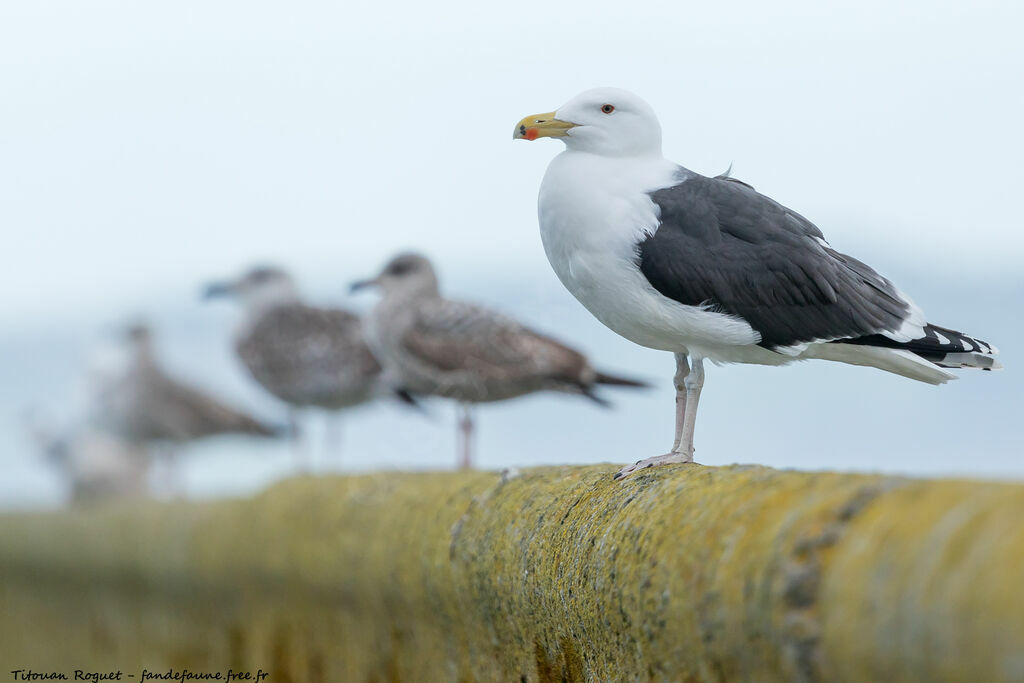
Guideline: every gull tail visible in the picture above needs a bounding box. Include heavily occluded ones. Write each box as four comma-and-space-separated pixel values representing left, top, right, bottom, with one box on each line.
843, 324, 1001, 370
593, 371, 650, 388
909, 324, 1001, 370
573, 370, 647, 408
237, 416, 281, 438
393, 387, 429, 413
198, 403, 280, 438
810, 323, 1001, 385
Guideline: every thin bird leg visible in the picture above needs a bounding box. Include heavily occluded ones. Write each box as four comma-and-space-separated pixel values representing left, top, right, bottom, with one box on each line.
289, 409, 310, 473
614, 354, 702, 481
457, 403, 474, 470
670, 352, 690, 452
163, 445, 183, 499
156, 446, 169, 498
323, 414, 343, 471
676, 357, 704, 458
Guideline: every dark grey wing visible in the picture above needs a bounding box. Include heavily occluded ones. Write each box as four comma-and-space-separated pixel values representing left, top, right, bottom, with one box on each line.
401, 300, 588, 384
638, 173, 911, 350
237, 305, 381, 405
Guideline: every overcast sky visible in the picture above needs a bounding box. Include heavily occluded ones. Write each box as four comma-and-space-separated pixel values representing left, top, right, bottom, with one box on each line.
2, 0, 1022, 325
1, 0, 1021, 507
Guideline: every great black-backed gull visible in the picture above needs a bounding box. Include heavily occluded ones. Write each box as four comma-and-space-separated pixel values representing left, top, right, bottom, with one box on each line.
514, 87, 1001, 480
351, 253, 646, 469
204, 266, 382, 469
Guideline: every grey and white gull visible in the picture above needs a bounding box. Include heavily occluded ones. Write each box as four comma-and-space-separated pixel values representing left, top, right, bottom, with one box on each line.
204, 266, 382, 467
92, 323, 280, 491
514, 87, 1001, 479
351, 252, 647, 469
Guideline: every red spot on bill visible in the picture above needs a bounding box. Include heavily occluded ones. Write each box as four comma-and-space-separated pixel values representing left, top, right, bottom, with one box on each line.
525, 128, 539, 141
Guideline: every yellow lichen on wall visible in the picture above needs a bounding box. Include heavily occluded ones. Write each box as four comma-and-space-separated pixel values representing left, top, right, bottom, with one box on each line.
1, 464, 1022, 682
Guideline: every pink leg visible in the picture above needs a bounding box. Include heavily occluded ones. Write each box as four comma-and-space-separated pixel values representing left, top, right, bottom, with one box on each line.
615, 354, 703, 480
457, 404, 474, 470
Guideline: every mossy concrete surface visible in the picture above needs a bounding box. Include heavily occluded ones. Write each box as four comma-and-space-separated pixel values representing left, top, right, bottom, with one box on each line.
1, 465, 1022, 681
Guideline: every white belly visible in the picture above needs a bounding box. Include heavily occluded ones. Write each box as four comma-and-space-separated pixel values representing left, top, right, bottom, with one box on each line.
537, 152, 762, 359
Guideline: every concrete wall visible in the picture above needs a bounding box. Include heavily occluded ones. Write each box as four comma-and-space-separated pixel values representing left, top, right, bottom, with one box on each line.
1, 464, 1022, 681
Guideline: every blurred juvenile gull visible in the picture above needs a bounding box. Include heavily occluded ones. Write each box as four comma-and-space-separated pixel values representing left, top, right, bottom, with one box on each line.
352, 253, 647, 468
515, 87, 1001, 479
92, 323, 280, 491
204, 266, 382, 468
27, 413, 149, 505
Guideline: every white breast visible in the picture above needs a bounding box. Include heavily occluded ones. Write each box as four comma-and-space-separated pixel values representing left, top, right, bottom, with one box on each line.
537, 151, 760, 357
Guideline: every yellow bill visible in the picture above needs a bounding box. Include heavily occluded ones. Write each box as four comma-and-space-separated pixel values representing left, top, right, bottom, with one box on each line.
513, 111, 576, 140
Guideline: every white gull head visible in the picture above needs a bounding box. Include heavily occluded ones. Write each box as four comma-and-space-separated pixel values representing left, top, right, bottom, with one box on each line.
204, 266, 300, 314
515, 87, 663, 158
353, 252, 441, 300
